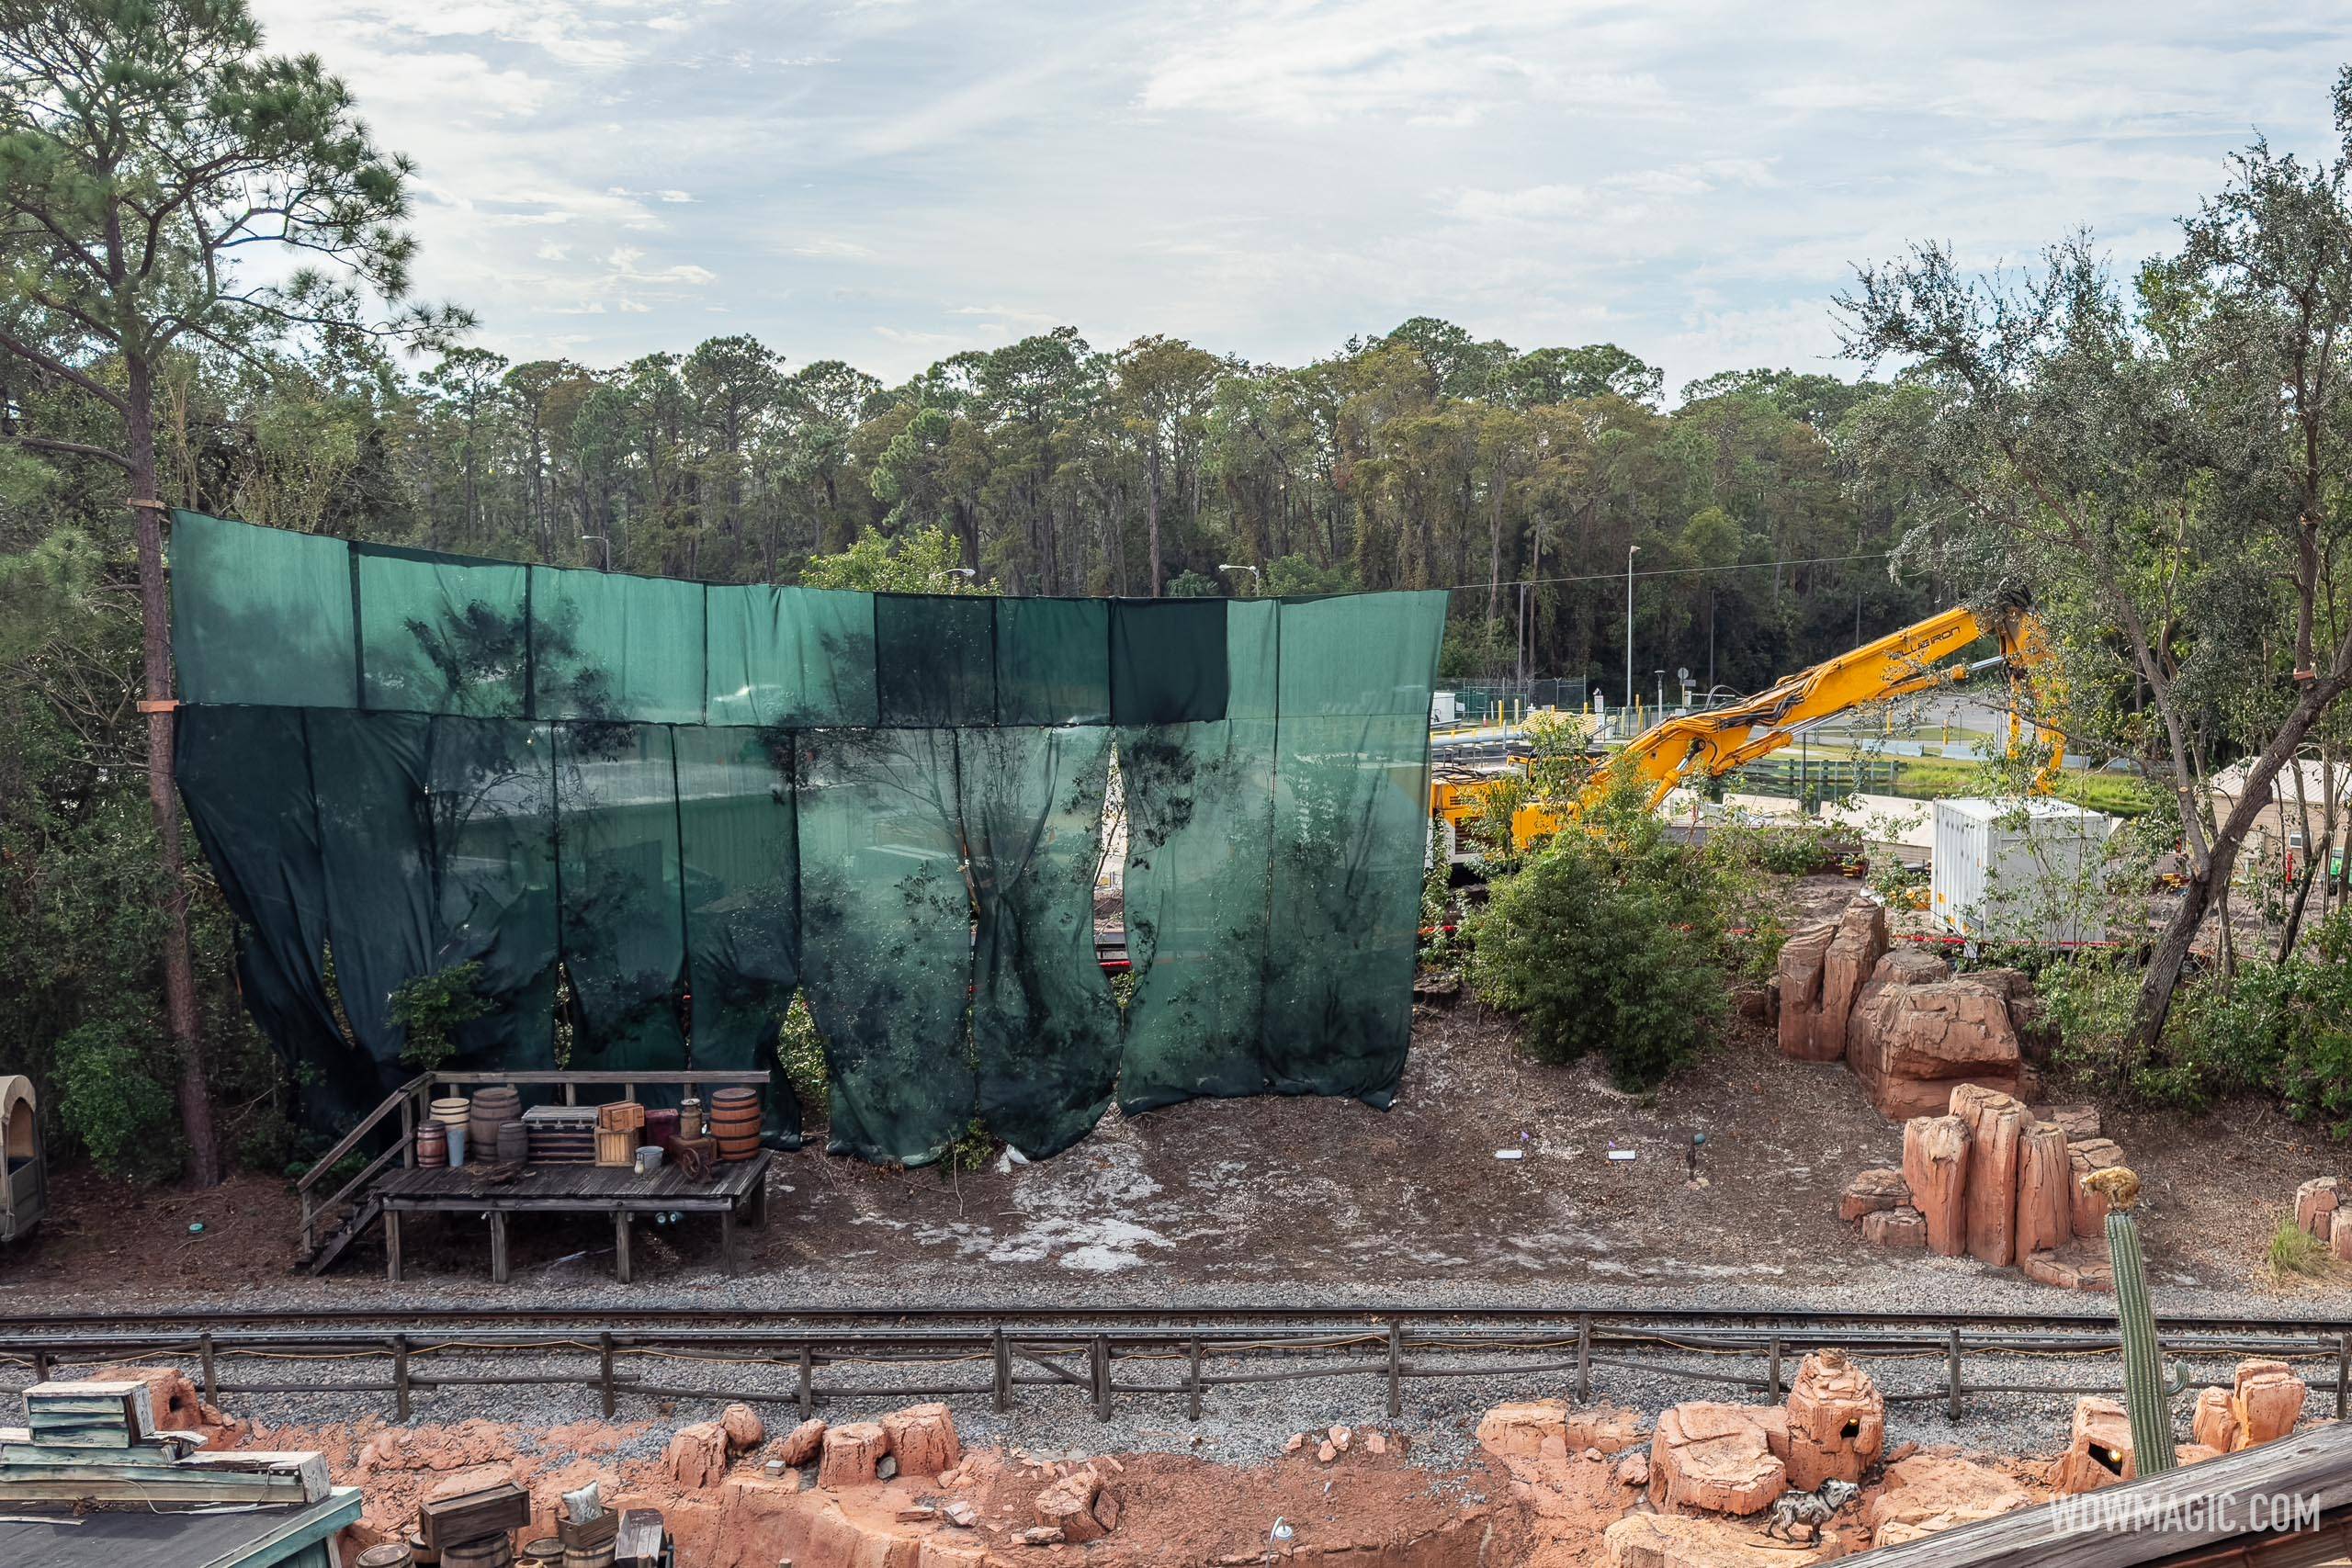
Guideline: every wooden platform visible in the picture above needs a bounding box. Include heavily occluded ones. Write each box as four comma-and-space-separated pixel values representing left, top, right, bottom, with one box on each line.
373, 1150, 770, 1284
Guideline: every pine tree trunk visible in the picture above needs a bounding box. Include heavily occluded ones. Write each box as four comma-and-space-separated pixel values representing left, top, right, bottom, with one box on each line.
1147, 439, 1164, 597
127, 351, 219, 1188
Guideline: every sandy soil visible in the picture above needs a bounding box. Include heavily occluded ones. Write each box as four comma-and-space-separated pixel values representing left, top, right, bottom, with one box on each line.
5, 986, 2340, 1305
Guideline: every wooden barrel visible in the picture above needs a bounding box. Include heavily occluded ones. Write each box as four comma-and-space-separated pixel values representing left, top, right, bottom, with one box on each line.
440, 1538, 514, 1568
415, 1122, 448, 1168
518, 1541, 566, 1564
469, 1088, 521, 1155
408, 1528, 441, 1564
430, 1097, 470, 1127
709, 1093, 762, 1161
562, 1547, 614, 1568
495, 1119, 528, 1165
356, 1545, 416, 1568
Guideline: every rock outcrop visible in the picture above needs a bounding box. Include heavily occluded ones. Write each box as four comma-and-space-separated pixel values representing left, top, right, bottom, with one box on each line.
2051, 1397, 2134, 1494
1953, 1086, 2027, 1268
2296, 1177, 2342, 1240
2015, 1122, 2074, 1261
2021, 1238, 2114, 1292
2192, 1359, 2308, 1453
1839, 1168, 1910, 1223
771, 1418, 827, 1469
1862, 1454, 2031, 1547
1033, 1466, 1112, 1544
1783, 1350, 1884, 1490
880, 1404, 961, 1478
1777, 923, 1840, 1062
1862, 1207, 1927, 1248
666, 1422, 730, 1490
1476, 1401, 1645, 1461
816, 1421, 890, 1491
2070, 1139, 2126, 1236
1901, 1113, 1972, 1256
1605, 1511, 1849, 1566
1647, 1402, 1789, 1517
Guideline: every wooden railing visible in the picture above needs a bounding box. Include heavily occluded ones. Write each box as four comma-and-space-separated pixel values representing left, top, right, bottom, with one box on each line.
296, 1069, 772, 1255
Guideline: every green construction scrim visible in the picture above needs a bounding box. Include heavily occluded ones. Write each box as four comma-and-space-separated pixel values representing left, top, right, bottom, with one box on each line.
996, 598, 1110, 725
675, 725, 802, 1145
794, 727, 974, 1164
355, 544, 528, 716
1261, 591, 1447, 1105
1114, 598, 1277, 1111
307, 709, 435, 1077
706, 585, 879, 728
170, 509, 356, 708
555, 721, 687, 1071
876, 593, 995, 727
533, 565, 707, 723
424, 716, 560, 1068
965, 725, 1117, 1156
177, 706, 375, 1126
1111, 598, 1228, 723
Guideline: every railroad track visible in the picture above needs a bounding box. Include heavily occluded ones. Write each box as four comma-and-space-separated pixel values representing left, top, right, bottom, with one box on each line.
2, 1302, 2347, 1427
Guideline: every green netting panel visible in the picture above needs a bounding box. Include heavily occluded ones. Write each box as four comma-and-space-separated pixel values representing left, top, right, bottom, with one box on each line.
532, 567, 707, 723
170, 510, 356, 707
1261, 592, 1447, 1104
424, 716, 560, 1067
177, 707, 377, 1125
1111, 598, 1228, 724
307, 709, 435, 1078
676, 725, 801, 1145
706, 585, 880, 728
356, 544, 528, 716
876, 593, 995, 727
795, 727, 973, 1164
1115, 598, 1278, 1111
965, 725, 1117, 1156
995, 599, 1110, 726
554, 721, 687, 1071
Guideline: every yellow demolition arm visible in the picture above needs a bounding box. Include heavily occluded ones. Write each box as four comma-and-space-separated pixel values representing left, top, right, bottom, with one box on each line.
1510, 604, 2059, 844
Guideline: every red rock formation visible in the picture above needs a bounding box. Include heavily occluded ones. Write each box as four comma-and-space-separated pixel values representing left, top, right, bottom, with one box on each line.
1839, 1168, 1910, 1222
666, 1423, 729, 1490
1863, 1453, 2031, 1547
2015, 1122, 2073, 1261
1034, 1467, 1107, 1543
771, 1418, 826, 1469
2052, 1397, 2134, 1494
1815, 901, 1890, 1059
2194, 1359, 2309, 1453
881, 1404, 962, 1478
1647, 1402, 1789, 1517
1606, 1511, 1849, 1565
1901, 1114, 1971, 1257
718, 1403, 764, 1453
1952, 1085, 2027, 1267
1475, 1401, 1645, 1460
2069, 1138, 2126, 1237
816, 1421, 889, 1491
1783, 1350, 1885, 1489
2022, 1238, 2114, 1292
2296, 1177, 2341, 1239
1778, 921, 1838, 1061
2332, 1211, 2352, 1263
1862, 1207, 1927, 1248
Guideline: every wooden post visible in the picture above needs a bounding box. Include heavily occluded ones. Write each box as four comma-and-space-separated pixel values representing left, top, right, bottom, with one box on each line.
1768, 1334, 1782, 1401
992, 1328, 1011, 1415
393, 1335, 411, 1422
720, 1206, 737, 1278
199, 1332, 217, 1404
1575, 1314, 1591, 1403
1385, 1321, 1403, 1419
600, 1333, 616, 1419
31, 1350, 50, 1384
385, 1210, 403, 1283
614, 1211, 632, 1285
1187, 1334, 1204, 1422
1946, 1327, 1962, 1420
1091, 1337, 1111, 1420
797, 1347, 814, 1418
401, 1095, 416, 1169
489, 1212, 510, 1285
2337, 1334, 2349, 1421
301, 1192, 315, 1257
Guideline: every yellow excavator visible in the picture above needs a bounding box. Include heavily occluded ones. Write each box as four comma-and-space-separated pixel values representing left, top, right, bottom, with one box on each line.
1440, 602, 2061, 852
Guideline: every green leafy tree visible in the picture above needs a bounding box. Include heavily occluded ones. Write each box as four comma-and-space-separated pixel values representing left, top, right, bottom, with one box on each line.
0, 0, 465, 1182
799, 525, 989, 593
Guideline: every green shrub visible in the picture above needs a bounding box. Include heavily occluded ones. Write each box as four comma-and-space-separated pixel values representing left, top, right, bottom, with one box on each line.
388, 961, 492, 1071
2268, 1215, 2329, 1279
776, 990, 830, 1120
1469, 806, 1737, 1089
54, 1014, 184, 1184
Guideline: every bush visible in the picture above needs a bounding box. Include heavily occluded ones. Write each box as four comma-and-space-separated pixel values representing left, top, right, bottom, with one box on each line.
1469, 808, 1738, 1090
388, 961, 491, 1071
776, 990, 830, 1120
53, 1014, 184, 1184
2268, 1215, 2329, 1279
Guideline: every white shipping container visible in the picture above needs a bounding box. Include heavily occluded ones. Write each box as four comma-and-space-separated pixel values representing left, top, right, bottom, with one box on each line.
1430, 691, 1459, 725
1930, 797, 2116, 946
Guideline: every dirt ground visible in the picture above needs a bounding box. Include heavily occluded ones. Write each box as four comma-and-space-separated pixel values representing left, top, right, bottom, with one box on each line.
4, 975, 2342, 1305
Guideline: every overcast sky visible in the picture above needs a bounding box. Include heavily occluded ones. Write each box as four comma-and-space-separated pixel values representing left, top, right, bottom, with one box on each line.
249, 1, 2352, 400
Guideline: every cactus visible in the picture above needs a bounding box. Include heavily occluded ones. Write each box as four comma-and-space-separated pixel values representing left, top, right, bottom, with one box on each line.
2097, 1167, 2177, 1475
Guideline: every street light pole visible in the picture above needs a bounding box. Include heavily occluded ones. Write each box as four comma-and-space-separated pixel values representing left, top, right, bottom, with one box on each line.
1218, 563, 1261, 598
579, 533, 610, 571
1624, 544, 1641, 717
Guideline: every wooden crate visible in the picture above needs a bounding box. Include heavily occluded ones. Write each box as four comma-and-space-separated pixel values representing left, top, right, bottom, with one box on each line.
22, 1380, 157, 1449
596, 1100, 646, 1133
422, 1480, 533, 1549
594, 1128, 637, 1167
